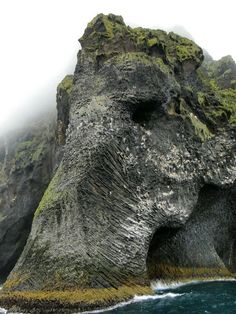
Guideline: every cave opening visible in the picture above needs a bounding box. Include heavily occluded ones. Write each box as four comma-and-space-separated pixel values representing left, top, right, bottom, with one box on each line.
132, 100, 162, 126
146, 226, 180, 281
145, 184, 236, 283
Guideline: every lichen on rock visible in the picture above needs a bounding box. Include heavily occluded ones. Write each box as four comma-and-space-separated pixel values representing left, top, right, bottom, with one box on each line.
79, 13, 203, 74
197, 55, 236, 128
56, 75, 74, 146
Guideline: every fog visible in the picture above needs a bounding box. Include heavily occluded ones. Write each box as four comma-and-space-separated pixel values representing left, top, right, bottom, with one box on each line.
1, 0, 235, 134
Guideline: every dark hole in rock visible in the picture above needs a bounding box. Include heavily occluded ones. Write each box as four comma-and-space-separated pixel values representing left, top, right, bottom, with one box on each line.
96, 54, 106, 69
146, 226, 180, 280
146, 184, 236, 283
132, 101, 161, 126
149, 44, 166, 61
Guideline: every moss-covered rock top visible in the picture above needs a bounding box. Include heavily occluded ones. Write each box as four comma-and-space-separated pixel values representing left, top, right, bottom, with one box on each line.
202, 55, 236, 90
57, 75, 74, 94
79, 13, 203, 73
197, 55, 236, 128
77, 14, 236, 137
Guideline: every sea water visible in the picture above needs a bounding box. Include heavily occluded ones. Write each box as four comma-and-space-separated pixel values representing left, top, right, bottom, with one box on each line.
2, 281, 236, 313
83, 280, 236, 314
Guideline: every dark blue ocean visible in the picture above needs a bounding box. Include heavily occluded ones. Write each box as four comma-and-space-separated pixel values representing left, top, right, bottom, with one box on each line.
85, 281, 236, 314
1, 281, 236, 313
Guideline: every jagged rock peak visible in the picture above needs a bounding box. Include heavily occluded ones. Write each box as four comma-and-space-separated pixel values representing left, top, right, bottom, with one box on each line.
79, 13, 203, 73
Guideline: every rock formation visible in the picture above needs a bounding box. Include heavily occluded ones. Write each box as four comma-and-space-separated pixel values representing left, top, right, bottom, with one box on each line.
0, 13, 235, 313
0, 113, 56, 284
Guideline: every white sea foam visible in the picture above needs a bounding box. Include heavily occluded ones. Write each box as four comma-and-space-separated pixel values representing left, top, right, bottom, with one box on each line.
79, 292, 184, 313
152, 278, 236, 291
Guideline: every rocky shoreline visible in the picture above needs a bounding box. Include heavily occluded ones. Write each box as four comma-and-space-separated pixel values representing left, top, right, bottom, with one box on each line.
0, 285, 152, 313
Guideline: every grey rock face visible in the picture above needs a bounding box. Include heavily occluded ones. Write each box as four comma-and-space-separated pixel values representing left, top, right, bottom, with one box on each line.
0, 113, 56, 282
4, 14, 236, 292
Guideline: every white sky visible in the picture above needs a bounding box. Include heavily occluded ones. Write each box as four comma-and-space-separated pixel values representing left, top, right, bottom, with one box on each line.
0, 0, 235, 132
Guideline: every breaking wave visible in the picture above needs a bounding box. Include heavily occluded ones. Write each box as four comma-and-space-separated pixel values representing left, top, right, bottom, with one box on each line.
80, 292, 184, 313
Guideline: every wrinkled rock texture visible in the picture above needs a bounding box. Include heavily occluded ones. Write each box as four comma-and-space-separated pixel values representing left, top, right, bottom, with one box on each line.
2, 13, 236, 300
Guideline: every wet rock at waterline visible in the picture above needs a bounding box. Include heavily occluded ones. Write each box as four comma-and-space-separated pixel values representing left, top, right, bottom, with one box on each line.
0, 13, 236, 313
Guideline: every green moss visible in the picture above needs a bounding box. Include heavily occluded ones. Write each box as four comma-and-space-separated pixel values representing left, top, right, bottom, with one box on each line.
197, 92, 206, 106
131, 27, 148, 47
147, 37, 158, 47
168, 98, 212, 141
0, 285, 153, 313
80, 14, 129, 55
189, 112, 213, 141
175, 40, 202, 63
197, 62, 236, 128
14, 140, 34, 167
34, 164, 67, 217
132, 27, 168, 51
80, 14, 203, 72
87, 15, 114, 39
166, 33, 203, 68
154, 57, 172, 74
109, 52, 171, 75
196, 67, 212, 89
14, 136, 48, 169
149, 263, 232, 281
201, 54, 236, 93
179, 99, 212, 141
58, 75, 74, 94
87, 14, 125, 39
176, 45, 192, 61
216, 89, 236, 125
110, 52, 151, 65
3, 273, 29, 290
209, 79, 219, 90
202, 86, 236, 126
32, 142, 44, 161
15, 140, 33, 153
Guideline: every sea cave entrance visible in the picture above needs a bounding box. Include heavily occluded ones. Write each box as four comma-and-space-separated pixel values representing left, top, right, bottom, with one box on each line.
146, 226, 180, 281
145, 184, 236, 283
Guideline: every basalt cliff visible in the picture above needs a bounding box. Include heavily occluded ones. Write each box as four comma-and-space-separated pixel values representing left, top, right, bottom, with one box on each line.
0, 14, 236, 313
